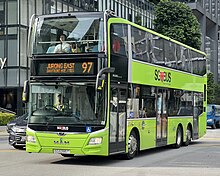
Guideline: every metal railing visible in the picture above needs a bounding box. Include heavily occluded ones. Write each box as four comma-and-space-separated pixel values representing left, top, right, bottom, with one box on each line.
0, 107, 16, 115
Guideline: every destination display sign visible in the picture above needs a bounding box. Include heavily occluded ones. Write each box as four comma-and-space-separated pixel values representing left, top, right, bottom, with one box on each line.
34, 60, 96, 76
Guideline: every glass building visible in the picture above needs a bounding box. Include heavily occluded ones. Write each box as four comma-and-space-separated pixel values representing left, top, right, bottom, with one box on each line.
170, 0, 220, 82
0, 0, 155, 115
187, 0, 220, 83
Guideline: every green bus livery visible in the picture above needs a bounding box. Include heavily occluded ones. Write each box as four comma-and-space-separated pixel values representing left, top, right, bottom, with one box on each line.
24, 10, 207, 159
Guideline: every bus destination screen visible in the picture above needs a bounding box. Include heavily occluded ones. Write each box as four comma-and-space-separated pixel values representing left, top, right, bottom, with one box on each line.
35, 60, 96, 76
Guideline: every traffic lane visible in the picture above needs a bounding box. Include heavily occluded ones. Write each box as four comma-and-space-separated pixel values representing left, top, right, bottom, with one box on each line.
50, 140, 220, 168
0, 130, 220, 176
1, 147, 218, 176
0, 136, 7, 143
1, 130, 220, 168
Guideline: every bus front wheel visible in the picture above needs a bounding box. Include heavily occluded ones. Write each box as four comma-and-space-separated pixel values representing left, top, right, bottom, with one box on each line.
174, 126, 182, 148
125, 131, 138, 159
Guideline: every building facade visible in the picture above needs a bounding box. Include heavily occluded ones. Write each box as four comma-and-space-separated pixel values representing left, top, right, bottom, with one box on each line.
2, 0, 219, 115
0, 0, 155, 115
186, 0, 220, 83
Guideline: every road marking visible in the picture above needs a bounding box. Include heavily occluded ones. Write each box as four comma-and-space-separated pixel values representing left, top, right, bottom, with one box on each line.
0, 149, 21, 152
191, 144, 220, 147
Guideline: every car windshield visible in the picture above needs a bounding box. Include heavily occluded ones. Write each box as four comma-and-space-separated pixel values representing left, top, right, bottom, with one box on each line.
207, 105, 213, 113
29, 83, 105, 125
31, 13, 104, 54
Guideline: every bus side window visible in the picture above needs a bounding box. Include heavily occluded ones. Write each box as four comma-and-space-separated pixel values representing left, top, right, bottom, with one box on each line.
111, 24, 128, 56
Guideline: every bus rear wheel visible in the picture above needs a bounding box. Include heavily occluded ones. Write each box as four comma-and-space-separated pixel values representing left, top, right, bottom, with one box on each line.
125, 131, 138, 159
183, 127, 191, 146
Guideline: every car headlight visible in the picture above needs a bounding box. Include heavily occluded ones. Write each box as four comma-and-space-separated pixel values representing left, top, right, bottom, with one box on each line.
207, 119, 213, 122
88, 137, 102, 145
12, 126, 26, 133
27, 135, 36, 143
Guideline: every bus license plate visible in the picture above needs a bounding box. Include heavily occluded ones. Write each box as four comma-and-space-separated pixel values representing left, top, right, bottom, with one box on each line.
54, 149, 70, 154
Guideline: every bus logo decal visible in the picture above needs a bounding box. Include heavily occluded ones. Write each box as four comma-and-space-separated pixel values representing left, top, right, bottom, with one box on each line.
57, 126, 69, 131
154, 69, 171, 83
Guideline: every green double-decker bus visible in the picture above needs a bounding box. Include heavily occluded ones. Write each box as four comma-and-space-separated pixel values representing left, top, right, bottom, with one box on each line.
24, 10, 207, 159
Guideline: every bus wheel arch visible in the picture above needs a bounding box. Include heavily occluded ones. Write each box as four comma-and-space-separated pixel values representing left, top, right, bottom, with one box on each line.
125, 128, 140, 159
183, 123, 192, 146
173, 124, 183, 148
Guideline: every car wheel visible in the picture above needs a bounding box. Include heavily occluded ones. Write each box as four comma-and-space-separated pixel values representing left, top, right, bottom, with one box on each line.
12, 144, 24, 150
212, 121, 216, 129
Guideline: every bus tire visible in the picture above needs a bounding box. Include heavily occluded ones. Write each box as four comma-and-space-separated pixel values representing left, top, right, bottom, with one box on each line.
125, 131, 138, 159
183, 127, 191, 146
174, 126, 182, 148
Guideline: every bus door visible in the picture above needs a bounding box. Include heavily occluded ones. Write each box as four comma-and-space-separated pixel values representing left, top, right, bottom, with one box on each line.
192, 93, 200, 139
109, 86, 127, 154
156, 88, 168, 146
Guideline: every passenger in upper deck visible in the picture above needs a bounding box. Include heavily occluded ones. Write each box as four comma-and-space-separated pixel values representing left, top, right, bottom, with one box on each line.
54, 34, 71, 53
71, 43, 81, 53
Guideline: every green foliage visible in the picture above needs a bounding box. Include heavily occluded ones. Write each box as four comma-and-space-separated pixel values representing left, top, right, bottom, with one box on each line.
207, 72, 220, 104
135, 15, 142, 26
154, 0, 201, 49
207, 73, 214, 104
214, 84, 220, 104
0, 112, 16, 126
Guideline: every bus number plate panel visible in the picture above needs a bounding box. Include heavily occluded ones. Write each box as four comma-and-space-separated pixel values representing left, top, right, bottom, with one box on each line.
54, 149, 70, 154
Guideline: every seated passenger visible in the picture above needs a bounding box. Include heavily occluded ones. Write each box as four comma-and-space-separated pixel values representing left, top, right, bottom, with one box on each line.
71, 43, 81, 53
46, 45, 56, 53
91, 45, 98, 52
54, 34, 71, 53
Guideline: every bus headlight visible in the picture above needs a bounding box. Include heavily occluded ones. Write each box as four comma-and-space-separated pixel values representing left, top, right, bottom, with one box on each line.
88, 137, 102, 145
27, 135, 36, 143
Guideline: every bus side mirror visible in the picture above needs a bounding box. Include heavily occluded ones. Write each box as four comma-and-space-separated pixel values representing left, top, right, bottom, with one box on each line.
96, 67, 115, 92
22, 80, 29, 103
97, 74, 106, 91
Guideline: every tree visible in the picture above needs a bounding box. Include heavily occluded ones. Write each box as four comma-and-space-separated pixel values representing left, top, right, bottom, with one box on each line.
207, 72, 220, 104
214, 84, 220, 104
207, 72, 215, 104
153, 0, 201, 50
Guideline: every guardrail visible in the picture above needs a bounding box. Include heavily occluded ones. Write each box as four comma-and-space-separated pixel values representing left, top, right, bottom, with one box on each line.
0, 107, 16, 115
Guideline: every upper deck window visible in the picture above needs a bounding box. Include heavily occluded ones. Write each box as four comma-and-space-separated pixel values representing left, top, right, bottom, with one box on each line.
32, 14, 104, 55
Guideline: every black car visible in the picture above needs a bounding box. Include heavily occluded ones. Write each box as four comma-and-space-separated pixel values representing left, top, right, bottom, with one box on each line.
7, 113, 28, 149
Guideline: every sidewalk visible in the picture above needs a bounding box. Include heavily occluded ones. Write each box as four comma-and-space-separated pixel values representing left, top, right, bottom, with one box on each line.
0, 126, 8, 136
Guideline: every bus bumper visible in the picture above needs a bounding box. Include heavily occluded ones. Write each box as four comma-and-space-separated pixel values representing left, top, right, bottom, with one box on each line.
26, 128, 108, 156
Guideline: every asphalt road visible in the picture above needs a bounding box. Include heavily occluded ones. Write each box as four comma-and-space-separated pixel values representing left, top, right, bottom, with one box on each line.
0, 128, 220, 176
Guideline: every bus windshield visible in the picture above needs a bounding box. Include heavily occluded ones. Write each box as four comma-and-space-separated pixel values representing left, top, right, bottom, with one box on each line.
29, 83, 105, 126
32, 14, 104, 54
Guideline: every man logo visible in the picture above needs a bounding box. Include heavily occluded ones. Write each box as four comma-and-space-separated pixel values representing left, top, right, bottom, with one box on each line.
54, 138, 69, 145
